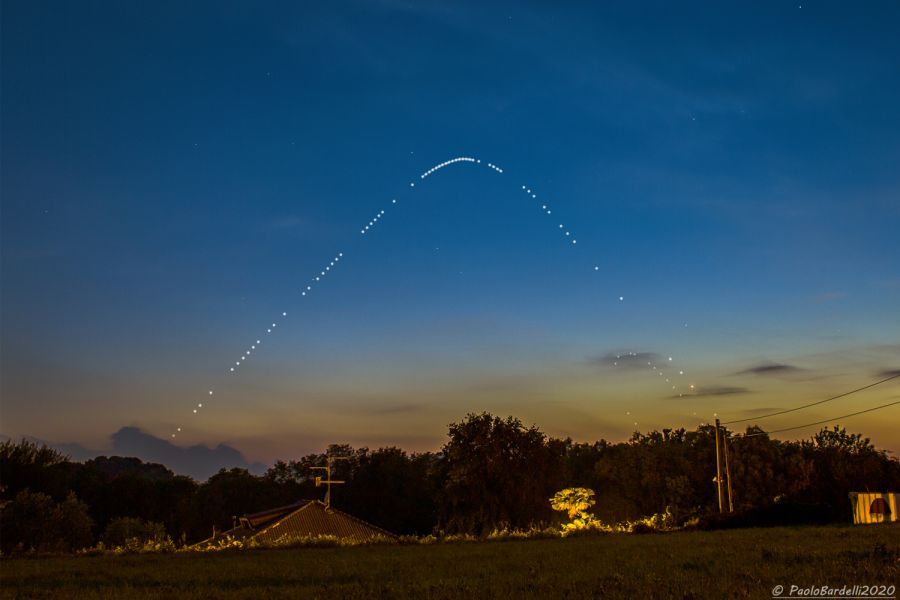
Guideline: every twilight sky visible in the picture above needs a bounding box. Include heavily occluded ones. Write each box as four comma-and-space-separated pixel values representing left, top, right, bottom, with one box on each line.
2, 0, 899, 466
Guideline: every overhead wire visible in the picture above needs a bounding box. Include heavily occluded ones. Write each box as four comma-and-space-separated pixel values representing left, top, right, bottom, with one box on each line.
721, 372, 900, 425
738, 399, 900, 438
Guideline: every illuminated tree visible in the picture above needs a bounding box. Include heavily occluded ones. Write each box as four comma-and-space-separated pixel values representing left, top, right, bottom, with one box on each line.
550, 487, 596, 519
550, 487, 602, 534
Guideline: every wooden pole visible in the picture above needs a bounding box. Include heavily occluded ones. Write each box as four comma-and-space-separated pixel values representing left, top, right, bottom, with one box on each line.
715, 418, 724, 513
723, 432, 734, 512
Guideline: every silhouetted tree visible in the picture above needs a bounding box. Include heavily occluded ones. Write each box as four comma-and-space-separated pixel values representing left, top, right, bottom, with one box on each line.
0, 490, 93, 553
437, 413, 564, 534
798, 426, 900, 519
0, 439, 72, 500
341, 447, 439, 535
102, 517, 168, 546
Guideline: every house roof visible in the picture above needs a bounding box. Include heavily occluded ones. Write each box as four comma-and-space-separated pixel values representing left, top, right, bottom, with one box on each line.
194, 500, 396, 548
252, 501, 396, 544
242, 499, 310, 529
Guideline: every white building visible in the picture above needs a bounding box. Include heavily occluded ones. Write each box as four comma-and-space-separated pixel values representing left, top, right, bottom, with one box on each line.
848, 492, 898, 525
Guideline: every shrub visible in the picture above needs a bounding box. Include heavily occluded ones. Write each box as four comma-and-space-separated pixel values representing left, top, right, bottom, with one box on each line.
0, 490, 94, 554
102, 517, 168, 547
550, 487, 604, 536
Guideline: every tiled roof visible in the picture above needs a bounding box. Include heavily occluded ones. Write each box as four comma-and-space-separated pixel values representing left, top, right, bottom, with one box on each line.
252, 501, 396, 544
193, 500, 396, 548
243, 500, 310, 528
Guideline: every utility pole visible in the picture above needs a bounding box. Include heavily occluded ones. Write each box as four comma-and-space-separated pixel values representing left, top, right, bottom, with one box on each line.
723, 432, 734, 513
714, 418, 724, 513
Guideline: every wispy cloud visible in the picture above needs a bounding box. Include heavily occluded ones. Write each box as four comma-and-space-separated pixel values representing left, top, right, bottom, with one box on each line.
365, 403, 426, 415
734, 407, 783, 417
736, 362, 804, 377
875, 278, 900, 289
266, 215, 308, 230
589, 351, 662, 370
814, 291, 846, 303
667, 386, 752, 399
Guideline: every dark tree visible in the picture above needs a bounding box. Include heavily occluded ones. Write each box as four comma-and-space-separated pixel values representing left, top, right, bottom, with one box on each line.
437, 413, 564, 534
0, 439, 72, 500
0, 490, 93, 554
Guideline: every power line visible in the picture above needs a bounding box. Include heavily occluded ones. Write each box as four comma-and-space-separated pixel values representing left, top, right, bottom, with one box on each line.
721, 372, 900, 425
740, 400, 900, 438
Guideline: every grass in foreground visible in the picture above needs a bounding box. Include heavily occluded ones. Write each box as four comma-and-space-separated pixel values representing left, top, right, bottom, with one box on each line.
1, 524, 898, 599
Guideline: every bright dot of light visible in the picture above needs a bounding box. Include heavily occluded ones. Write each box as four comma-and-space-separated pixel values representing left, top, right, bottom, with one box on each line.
282, 312, 287, 316
208, 390, 213, 395
619, 296, 624, 301
594, 266, 599, 271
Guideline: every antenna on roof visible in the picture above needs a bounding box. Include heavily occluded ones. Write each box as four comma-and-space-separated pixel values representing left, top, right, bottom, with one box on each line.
310, 454, 349, 508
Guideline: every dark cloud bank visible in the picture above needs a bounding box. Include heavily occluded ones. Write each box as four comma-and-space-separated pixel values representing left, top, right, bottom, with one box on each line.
736, 362, 804, 377
667, 386, 752, 399
20, 427, 267, 481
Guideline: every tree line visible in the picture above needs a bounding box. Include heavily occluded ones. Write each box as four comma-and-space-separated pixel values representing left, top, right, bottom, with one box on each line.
2, 413, 898, 553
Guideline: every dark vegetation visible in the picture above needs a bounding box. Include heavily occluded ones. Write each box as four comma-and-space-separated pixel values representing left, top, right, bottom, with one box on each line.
2, 525, 898, 599
1, 413, 899, 554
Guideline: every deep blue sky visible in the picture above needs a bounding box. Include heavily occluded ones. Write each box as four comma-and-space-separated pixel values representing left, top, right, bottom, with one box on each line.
2, 1, 899, 463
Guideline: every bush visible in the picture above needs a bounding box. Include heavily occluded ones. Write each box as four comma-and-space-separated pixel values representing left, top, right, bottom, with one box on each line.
102, 517, 168, 547
0, 490, 94, 554
692, 501, 832, 530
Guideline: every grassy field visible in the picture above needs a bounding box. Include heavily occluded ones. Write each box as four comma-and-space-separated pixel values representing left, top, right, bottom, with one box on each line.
2, 524, 898, 599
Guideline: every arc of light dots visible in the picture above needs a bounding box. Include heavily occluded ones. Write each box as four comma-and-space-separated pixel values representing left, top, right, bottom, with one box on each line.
171, 156, 691, 438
